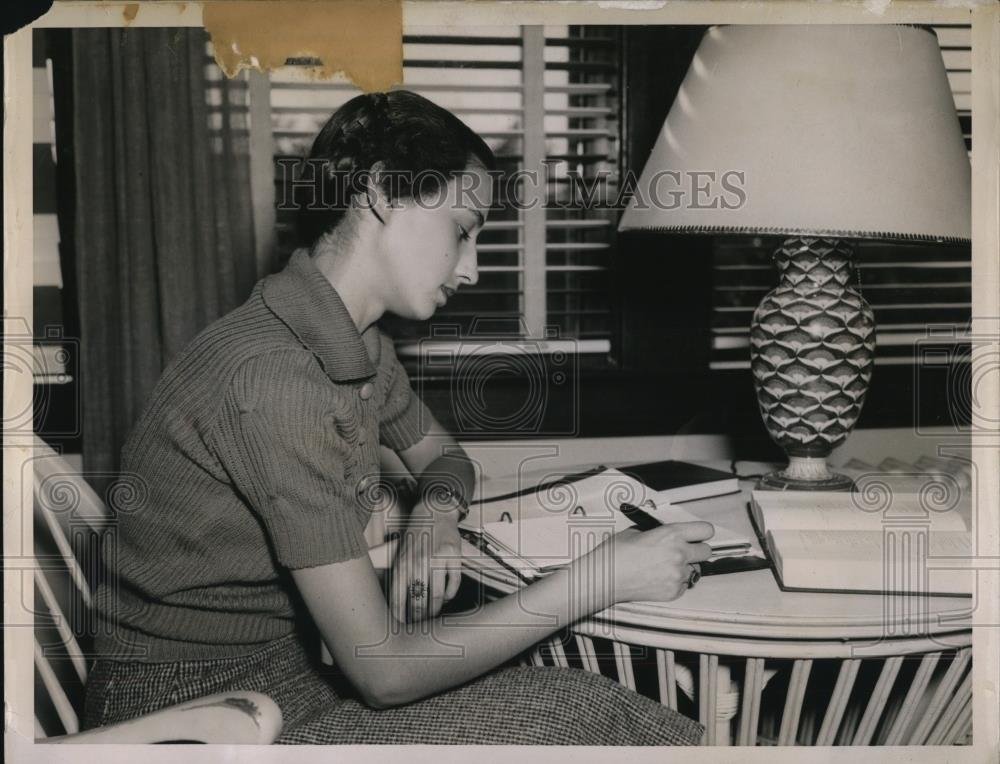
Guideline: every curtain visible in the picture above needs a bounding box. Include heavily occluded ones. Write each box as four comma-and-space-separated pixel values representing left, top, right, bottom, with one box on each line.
71, 28, 257, 489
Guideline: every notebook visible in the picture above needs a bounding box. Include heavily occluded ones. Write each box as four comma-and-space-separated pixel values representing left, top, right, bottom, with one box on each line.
467, 466, 657, 526
460, 463, 759, 589
616, 460, 740, 504
749, 489, 973, 597
470, 461, 740, 526
466, 500, 754, 577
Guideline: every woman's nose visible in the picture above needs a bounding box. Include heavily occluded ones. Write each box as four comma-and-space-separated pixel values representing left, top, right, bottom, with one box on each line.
457, 247, 479, 287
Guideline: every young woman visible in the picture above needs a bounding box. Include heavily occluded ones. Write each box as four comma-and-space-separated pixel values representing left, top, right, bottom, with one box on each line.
84, 90, 714, 745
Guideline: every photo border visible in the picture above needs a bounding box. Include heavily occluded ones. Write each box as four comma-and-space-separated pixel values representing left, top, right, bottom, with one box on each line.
5, 2, 998, 764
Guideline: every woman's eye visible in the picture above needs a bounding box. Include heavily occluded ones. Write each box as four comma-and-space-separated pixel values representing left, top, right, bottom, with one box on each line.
458, 226, 471, 242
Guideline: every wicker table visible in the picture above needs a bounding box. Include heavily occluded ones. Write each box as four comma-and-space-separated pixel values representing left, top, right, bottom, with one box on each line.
469, 465, 975, 747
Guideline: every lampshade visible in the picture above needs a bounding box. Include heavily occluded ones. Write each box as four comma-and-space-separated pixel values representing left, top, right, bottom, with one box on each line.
618, 25, 971, 242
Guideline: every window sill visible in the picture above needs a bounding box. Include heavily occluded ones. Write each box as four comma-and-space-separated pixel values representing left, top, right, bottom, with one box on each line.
396, 338, 612, 358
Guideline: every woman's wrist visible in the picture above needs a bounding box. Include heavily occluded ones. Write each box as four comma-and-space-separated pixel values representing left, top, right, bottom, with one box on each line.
415, 461, 473, 524
425, 484, 469, 523
569, 543, 622, 611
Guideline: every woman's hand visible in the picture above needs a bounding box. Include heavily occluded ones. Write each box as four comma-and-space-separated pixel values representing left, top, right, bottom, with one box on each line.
574, 521, 715, 607
388, 502, 464, 622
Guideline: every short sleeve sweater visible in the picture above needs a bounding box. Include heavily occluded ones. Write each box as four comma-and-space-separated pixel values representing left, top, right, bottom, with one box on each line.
93, 250, 432, 661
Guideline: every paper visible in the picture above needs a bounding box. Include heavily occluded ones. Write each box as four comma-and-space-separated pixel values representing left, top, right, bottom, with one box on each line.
480, 501, 750, 571
768, 528, 973, 595
467, 468, 658, 526
752, 490, 970, 533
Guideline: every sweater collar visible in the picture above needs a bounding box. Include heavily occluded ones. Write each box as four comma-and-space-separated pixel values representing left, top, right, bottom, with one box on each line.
261, 249, 380, 382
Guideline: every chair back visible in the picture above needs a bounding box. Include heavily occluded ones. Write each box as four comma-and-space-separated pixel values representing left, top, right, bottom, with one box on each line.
31, 436, 285, 745
32, 435, 110, 737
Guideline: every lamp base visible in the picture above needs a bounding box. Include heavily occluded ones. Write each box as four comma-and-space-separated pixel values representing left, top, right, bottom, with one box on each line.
750, 236, 875, 494
757, 456, 854, 492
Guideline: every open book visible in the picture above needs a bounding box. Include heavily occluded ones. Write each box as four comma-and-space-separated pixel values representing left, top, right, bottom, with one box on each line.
750, 490, 973, 597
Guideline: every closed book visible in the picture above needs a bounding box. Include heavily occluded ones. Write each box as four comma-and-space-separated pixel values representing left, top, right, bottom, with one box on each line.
749, 489, 973, 597
616, 460, 740, 504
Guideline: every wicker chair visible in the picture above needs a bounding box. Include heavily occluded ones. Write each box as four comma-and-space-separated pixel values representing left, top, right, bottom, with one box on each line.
31, 435, 283, 744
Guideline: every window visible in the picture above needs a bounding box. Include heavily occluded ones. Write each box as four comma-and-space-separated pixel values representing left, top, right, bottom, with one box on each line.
32, 30, 69, 386
255, 25, 623, 374
31, 29, 81, 449
232, 23, 966, 436
709, 24, 972, 371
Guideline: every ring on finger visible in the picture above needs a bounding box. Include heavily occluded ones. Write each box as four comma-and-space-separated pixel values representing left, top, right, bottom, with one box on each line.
408, 579, 426, 600
686, 565, 701, 589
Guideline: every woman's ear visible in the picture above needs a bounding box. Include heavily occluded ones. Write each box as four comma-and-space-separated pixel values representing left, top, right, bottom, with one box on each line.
355, 160, 392, 225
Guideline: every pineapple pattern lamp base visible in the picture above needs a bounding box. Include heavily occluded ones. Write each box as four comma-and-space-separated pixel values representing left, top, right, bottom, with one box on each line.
750, 237, 876, 491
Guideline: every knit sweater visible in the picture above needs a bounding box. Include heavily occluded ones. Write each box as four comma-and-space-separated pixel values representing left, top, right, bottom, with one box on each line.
93, 250, 431, 661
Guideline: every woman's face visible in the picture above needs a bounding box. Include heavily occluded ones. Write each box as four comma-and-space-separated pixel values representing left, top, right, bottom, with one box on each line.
378, 162, 493, 321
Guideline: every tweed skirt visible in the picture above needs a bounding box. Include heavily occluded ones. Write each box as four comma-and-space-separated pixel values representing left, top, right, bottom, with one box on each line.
83, 631, 704, 745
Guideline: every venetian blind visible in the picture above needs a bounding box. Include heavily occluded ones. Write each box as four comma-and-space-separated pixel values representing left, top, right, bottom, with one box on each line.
710, 24, 972, 370
264, 25, 621, 368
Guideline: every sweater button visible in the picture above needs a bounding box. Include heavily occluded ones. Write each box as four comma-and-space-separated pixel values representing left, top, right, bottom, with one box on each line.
359, 382, 374, 400
355, 474, 376, 498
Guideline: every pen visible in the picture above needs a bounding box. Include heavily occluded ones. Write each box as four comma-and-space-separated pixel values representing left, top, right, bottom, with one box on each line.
620, 504, 751, 555
619, 502, 662, 531
710, 543, 752, 553
459, 528, 536, 584
481, 540, 537, 584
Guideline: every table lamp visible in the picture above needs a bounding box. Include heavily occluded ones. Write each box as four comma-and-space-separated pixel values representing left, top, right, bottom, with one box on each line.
618, 25, 971, 490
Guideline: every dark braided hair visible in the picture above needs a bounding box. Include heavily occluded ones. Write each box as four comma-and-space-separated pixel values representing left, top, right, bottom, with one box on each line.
295, 90, 497, 249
